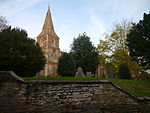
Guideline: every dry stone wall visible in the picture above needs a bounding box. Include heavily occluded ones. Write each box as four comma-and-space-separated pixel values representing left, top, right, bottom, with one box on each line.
0, 71, 150, 113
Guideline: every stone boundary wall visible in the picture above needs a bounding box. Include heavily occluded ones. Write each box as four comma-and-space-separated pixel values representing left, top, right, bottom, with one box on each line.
0, 71, 150, 113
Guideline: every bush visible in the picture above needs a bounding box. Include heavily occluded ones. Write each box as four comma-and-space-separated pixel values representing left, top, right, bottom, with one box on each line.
119, 64, 131, 79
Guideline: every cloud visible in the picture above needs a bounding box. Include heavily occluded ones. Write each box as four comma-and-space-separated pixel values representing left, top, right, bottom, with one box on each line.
0, 0, 43, 17
106, 0, 150, 18
83, 2, 106, 45
84, 14, 106, 47
57, 19, 83, 34
56, 18, 83, 52
87, 14, 105, 36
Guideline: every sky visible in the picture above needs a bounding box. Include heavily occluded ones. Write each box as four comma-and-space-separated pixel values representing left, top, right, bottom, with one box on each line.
0, 0, 149, 52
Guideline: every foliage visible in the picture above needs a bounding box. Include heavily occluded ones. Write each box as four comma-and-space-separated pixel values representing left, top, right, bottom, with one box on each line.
57, 52, 76, 77
97, 19, 142, 78
111, 48, 142, 78
97, 39, 112, 67
127, 13, 150, 70
0, 27, 45, 77
109, 19, 132, 49
71, 33, 99, 74
0, 16, 8, 31
118, 64, 131, 79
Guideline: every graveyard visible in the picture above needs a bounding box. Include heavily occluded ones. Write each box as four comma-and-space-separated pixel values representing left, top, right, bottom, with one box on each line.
0, 0, 150, 112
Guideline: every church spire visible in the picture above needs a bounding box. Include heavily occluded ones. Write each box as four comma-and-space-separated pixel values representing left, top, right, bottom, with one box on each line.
39, 7, 56, 36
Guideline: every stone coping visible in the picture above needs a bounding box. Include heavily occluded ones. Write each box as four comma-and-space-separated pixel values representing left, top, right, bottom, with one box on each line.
0, 71, 150, 101
0, 71, 25, 83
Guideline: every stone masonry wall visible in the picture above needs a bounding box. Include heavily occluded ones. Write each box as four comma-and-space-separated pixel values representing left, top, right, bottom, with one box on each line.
0, 71, 150, 113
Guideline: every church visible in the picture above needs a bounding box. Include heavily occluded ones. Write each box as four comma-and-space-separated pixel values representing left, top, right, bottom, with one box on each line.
36, 7, 62, 77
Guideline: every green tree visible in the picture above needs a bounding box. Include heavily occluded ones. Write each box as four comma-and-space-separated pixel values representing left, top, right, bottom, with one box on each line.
57, 52, 76, 77
71, 33, 99, 74
0, 27, 45, 77
127, 13, 150, 70
119, 64, 131, 79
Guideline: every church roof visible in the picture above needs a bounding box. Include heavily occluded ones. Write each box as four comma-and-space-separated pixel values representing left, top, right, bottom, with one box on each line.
39, 7, 56, 37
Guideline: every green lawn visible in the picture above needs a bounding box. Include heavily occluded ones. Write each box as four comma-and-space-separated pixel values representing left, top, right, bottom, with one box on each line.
22, 77, 150, 97
22, 77, 103, 80
109, 79, 150, 97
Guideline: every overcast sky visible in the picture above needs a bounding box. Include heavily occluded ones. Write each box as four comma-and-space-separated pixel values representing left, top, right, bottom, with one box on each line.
0, 0, 149, 52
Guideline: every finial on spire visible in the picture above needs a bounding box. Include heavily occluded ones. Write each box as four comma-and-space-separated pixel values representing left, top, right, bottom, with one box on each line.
48, 4, 50, 10
48, 0, 50, 10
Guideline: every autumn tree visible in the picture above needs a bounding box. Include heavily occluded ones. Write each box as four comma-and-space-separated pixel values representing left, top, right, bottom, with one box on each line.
97, 19, 142, 78
127, 13, 150, 70
0, 27, 45, 77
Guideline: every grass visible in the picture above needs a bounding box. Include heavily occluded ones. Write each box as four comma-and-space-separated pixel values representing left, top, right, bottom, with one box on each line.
22, 77, 150, 97
22, 77, 104, 80
109, 79, 150, 97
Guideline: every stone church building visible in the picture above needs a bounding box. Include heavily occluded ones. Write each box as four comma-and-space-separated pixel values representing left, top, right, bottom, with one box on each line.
37, 7, 62, 77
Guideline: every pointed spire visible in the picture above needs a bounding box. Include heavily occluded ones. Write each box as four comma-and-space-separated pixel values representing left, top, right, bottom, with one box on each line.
39, 6, 56, 36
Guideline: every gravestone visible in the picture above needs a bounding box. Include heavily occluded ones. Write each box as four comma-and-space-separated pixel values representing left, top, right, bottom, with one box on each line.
107, 66, 114, 78
75, 67, 85, 77
96, 66, 108, 78
86, 72, 92, 77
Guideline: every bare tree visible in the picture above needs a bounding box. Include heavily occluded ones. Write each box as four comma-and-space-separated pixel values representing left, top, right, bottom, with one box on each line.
0, 16, 8, 31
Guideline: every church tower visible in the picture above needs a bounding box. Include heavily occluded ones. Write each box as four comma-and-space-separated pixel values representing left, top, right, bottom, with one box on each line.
37, 7, 61, 76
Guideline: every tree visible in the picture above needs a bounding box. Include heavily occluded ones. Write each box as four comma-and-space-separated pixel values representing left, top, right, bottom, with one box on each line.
97, 39, 112, 67
109, 19, 132, 50
97, 19, 142, 78
0, 16, 8, 31
57, 52, 76, 77
111, 48, 141, 78
0, 27, 45, 77
71, 33, 99, 74
127, 13, 150, 70
119, 64, 131, 79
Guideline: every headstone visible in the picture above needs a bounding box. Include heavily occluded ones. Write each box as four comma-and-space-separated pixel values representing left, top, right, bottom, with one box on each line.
107, 66, 114, 78
75, 67, 85, 77
86, 72, 92, 77
96, 66, 108, 78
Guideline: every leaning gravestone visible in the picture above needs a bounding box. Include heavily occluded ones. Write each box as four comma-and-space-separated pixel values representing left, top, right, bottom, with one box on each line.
75, 67, 85, 77
107, 66, 114, 78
